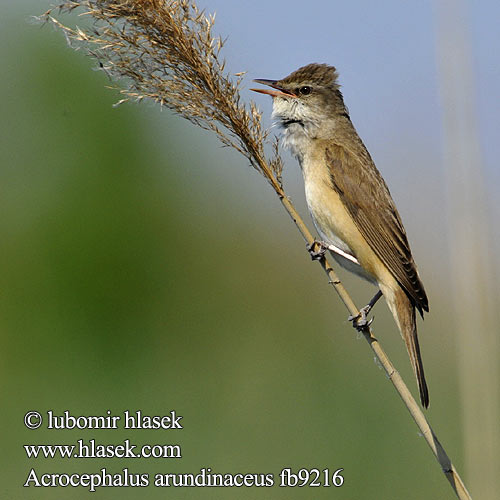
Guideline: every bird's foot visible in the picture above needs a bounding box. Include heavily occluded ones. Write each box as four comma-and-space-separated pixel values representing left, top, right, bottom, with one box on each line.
306, 240, 330, 261
348, 304, 375, 331
348, 290, 383, 331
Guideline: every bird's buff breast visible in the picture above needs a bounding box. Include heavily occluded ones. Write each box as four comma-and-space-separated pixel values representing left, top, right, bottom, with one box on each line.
276, 105, 377, 282
301, 157, 355, 254
280, 121, 358, 255
300, 153, 378, 283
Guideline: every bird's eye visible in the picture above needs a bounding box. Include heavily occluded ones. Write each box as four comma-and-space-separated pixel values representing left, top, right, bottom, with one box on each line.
299, 86, 312, 95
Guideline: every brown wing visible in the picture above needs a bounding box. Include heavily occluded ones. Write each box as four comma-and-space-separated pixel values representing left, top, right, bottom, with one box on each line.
325, 144, 428, 315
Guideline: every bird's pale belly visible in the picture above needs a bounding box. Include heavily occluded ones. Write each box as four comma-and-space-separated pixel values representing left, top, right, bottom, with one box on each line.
303, 172, 378, 284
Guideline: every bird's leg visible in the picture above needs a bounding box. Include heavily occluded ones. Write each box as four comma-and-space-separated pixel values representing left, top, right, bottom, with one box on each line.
349, 289, 383, 330
306, 240, 330, 261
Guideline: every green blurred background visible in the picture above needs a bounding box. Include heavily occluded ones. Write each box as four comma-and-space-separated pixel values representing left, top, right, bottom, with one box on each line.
2, 1, 498, 499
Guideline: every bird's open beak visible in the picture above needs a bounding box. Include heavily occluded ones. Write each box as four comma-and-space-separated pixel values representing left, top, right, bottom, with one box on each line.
250, 79, 297, 98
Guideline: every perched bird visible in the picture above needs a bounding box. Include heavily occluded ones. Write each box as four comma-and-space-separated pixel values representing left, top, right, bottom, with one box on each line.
251, 63, 430, 408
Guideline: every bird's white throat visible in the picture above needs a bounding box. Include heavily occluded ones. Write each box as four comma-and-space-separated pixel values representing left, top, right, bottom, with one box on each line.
271, 97, 320, 160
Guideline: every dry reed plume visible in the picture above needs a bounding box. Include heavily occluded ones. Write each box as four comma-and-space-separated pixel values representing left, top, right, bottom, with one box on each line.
38, 2, 471, 498
40, 0, 283, 190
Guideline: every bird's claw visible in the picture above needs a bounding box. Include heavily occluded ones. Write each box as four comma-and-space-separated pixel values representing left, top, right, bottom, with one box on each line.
306, 240, 329, 261
349, 305, 374, 331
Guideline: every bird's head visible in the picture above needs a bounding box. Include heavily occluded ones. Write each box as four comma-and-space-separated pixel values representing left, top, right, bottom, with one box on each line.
251, 63, 347, 133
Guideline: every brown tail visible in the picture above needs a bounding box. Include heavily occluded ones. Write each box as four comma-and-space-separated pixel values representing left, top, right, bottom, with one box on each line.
384, 286, 429, 408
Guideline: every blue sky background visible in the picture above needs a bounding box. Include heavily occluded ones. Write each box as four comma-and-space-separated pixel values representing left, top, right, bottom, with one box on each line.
197, 0, 499, 182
